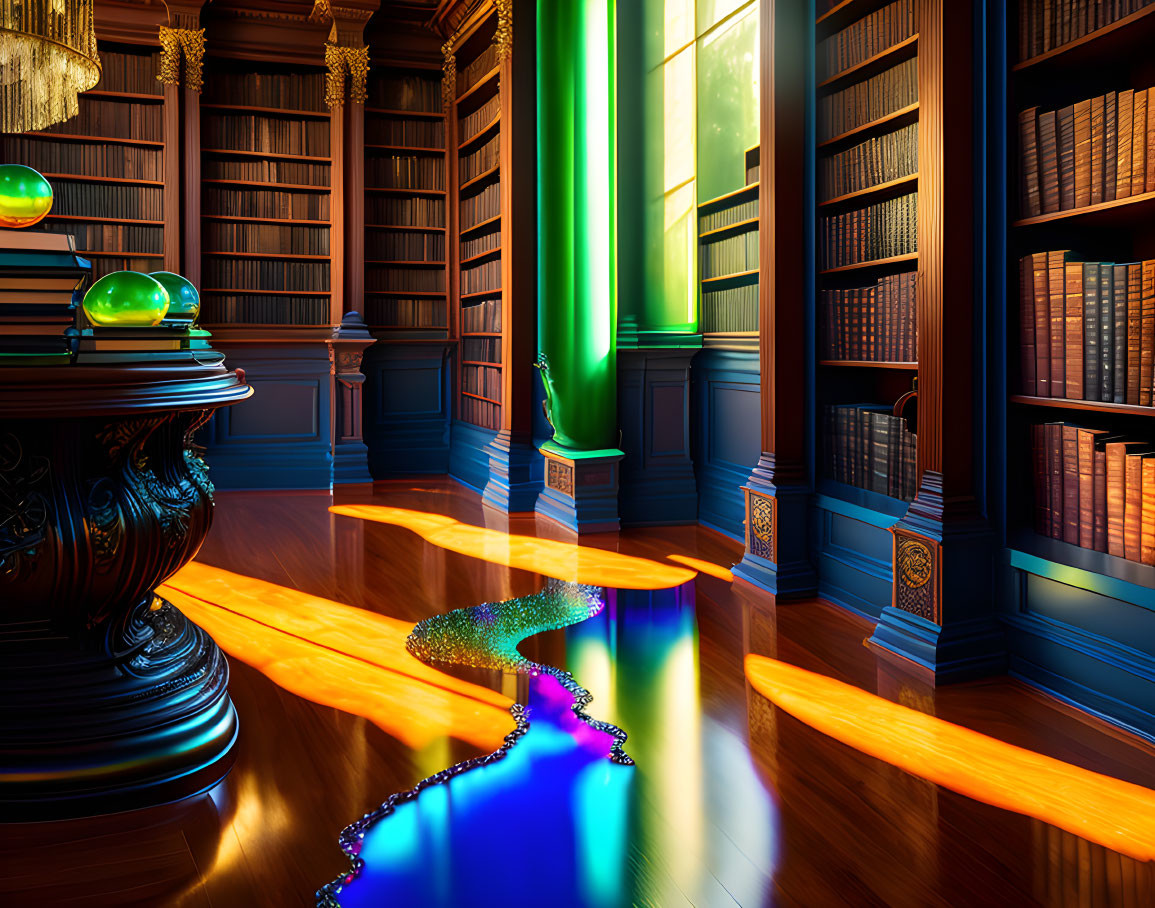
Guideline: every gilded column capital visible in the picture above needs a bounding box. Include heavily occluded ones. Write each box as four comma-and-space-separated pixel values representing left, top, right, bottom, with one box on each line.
324, 43, 371, 108
157, 26, 205, 92
441, 40, 456, 112
494, 0, 513, 65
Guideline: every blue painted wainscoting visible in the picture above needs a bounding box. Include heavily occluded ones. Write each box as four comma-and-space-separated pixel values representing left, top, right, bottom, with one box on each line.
690, 348, 760, 541
201, 342, 334, 490
449, 419, 499, 493
363, 341, 452, 477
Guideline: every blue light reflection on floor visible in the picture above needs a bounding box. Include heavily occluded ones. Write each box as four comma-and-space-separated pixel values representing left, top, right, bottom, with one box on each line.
339, 582, 778, 908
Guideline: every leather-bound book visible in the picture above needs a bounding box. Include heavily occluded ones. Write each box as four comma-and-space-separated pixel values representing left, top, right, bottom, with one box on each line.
1064, 260, 1083, 400
1019, 106, 1041, 217
1073, 98, 1092, 209
1057, 104, 1076, 210
1143, 455, 1155, 566
1117, 89, 1134, 201
1113, 263, 1129, 403
1127, 261, 1142, 405
1021, 256, 1037, 394
1133, 87, 1148, 198
1047, 422, 1065, 539
1124, 444, 1151, 562
1083, 261, 1100, 401
1038, 109, 1061, 214
1099, 263, 1114, 403
1062, 424, 1080, 545
1078, 428, 1109, 550
1144, 260, 1155, 407
1033, 424, 1049, 535
1094, 443, 1108, 553
1091, 94, 1106, 205
1106, 440, 1130, 557
1034, 252, 1051, 396
1049, 250, 1069, 397
1104, 92, 1118, 202
1147, 87, 1155, 193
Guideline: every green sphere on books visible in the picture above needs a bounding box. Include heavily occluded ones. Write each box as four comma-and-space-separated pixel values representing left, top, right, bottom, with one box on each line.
0, 164, 53, 228
82, 271, 171, 327
149, 271, 200, 324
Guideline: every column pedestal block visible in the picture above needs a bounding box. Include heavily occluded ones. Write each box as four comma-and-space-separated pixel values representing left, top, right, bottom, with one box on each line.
535, 444, 624, 534
732, 458, 817, 598
482, 430, 542, 513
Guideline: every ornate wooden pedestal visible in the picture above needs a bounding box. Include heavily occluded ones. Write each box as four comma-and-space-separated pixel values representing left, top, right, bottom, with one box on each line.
0, 356, 250, 818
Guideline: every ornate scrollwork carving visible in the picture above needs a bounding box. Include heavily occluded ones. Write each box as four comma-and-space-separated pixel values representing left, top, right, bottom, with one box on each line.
0, 433, 50, 580
157, 26, 205, 92
494, 0, 513, 65
325, 43, 371, 107
441, 40, 457, 112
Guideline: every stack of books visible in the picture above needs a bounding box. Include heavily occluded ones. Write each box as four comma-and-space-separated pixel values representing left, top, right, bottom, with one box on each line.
0, 229, 88, 363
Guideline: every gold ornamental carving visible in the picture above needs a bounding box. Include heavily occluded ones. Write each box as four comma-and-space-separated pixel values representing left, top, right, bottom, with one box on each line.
441, 40, 456, 112
896, 537, 933, 589
494, 0, 513, 65
157, 26, 205, 92
324, 43, 370, 107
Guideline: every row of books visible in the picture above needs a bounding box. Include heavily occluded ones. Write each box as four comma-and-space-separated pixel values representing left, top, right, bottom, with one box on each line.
458, 44, 498, 95
204, 222, 329, 255
367, 117, 445, 148
820, 123, 917, 201
96, 50, 163, 95
369, 74, 441, 114
204, 259, 330, 292
203, 71, 326, 112
41, 222, 163, 254
821, 272, 918, 362
203, 187, 329, 221
0, 231, 87, 358
462, 336, 501, 363
460, 394, 500, 430
700, 197, 757, 233
203, 158, 330, 186
86, 255, 161, 281
746, 160, 760, 184
461, 258, 501, 295
366, 297, 447, 329
823, 404, 918, 501
201, 294, 329, 325
461, 229, 500, 260
460, 95, 500, 146
1019, 252, 1155, 406
462, 363, 502, 401
368, 197, 444, 227
43, 98, 162, 141
460, 135, 499, 183
701, 229, 756, 279
819, 191, 917, 269
368, 230, 445, 261
462, 297, 501, 333
1017, 0, 1155, 62
202, 115, 329, 157
366, 266, 445, 293
819, 58, 917, 143
818, 0, 916, 82
702, 283, 758, 333
0, 137, 163, 181
55, 183, 163, 220
1019, 88, 1155, 218
1031, 423, 1155, 564
461, 180, 501, 230
367, 155, 445, 190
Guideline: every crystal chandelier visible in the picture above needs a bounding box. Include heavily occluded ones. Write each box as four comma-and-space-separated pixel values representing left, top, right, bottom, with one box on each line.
0, 0, 102, 133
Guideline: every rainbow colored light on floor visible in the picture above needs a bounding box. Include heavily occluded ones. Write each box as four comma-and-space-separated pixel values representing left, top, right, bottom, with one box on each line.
745, 654, 1155, 863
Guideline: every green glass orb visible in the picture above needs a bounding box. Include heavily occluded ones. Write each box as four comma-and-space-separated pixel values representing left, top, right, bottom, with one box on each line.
82, 271, 171, 327
0, 164, 53, 228
149, 271, 201, 324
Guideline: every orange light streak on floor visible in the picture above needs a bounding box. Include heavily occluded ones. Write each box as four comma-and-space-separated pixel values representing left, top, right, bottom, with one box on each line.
745, 654, 1155, 862
664, 553, 734, 582
328, 505, 696, 590
160, 563, 514, 752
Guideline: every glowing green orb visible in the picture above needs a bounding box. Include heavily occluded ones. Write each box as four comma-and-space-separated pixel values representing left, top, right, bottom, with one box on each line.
0, 164, 54, 228
149, 271, 200, 324
82, 271, 171, 327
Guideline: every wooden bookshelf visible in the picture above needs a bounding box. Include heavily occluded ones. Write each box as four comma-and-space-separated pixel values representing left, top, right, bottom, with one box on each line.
198, 59, 333, 328
0, 44, 171, 280
1007, 0, 1155, 584
363, 63, 449, 337
813, 0, 920, 506
699, 169, 759, 335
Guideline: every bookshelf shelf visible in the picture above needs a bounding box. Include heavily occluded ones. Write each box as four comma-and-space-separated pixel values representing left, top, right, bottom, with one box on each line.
82, 89, 164, 102
79, 250, 165, 258
366, 260, 448, 266
819, 252, 918, 274
460, 288, 502, 300
203, 251, 331, 261
44, 214, 163, 225
700, 217, 759, 240
817, 102, 919, 149
460, 246, 501, 265
366, 186, 447, 196
1013, 4, 1155, 74
25, 132, 163, 147
819, 172, 918, 207
460, 213, 501, 236
819, 360, 918, 370
365, 144, 446, 154
201, 148, 331, 162
1012, 189, 1155, 228
461, 390, 501, 405
458, 113, 500, 150
456, 66, 499, 107
202, 288, 332, 296
1009, 395, 1155, 418
40, 173, 164, 187
201, 179, 330, 192
202, 215, 330, 225
365, 222, 447, 232
459, 164, 500, 193
701, 269, 759, 287
818, 34, 918, 92
699, 182, 760, 212
461, 331, 502, 337
366, 290, 447, 297
461, 360, 502, 367
364, 107, 444, 119
1009, 531, 1155, 598
200, 103, 329, 119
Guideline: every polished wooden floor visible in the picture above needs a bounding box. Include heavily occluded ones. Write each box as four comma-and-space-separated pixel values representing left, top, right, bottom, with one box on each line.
3, 478, 1155, 906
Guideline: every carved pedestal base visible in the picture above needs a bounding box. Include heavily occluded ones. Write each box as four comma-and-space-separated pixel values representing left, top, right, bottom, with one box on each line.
732, 457, 817, 598
535, 444, 624, 534
482, 430, 542, 513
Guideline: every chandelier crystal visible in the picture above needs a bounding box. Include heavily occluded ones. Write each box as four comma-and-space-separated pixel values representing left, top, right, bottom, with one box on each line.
0, 0, 102, 133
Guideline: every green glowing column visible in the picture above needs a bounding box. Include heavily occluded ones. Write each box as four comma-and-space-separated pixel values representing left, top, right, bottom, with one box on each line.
536, 0, 623, 533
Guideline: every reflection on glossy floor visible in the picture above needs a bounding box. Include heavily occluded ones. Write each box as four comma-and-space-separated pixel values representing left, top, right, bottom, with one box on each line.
3, 479, 1155, 906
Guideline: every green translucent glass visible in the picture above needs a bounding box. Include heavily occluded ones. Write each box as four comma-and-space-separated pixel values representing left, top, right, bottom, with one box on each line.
82, 271, 171, 327
642, 0, 695, 69
696, 3, 759, 202
149, 271, 201, 324
697, 0, 755, 32
0, 164, 53, 228
538, 0, 618, 451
